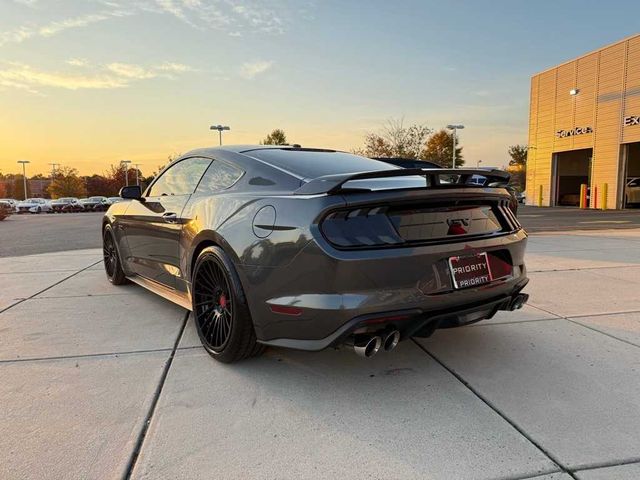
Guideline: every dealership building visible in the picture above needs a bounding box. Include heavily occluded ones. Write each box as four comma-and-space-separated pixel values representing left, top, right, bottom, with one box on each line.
526, 33, 640, 209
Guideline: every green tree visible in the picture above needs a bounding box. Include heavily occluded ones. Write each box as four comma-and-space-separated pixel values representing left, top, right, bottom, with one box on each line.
421, 129, 464, 168
48, 166, 87, 198
354, 118, 432, 159
261, 129, 288, 145
84, 174, 112, 197
14, 176, 30, 200
507, 144, 528, 190
508, 145, 528, 166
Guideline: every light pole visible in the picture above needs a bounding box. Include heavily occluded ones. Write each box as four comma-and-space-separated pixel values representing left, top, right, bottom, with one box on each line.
134, 163, 142, 186
48, 162, 59, 180
446, 124, 464, 169
210, 124, 230, 146
121, 160, 131, 186
17, 160, 30, 200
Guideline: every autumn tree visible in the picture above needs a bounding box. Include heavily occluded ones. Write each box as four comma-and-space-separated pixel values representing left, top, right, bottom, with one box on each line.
421, 129, 464, 168
507, 144, 528, 189
14, 176, 30, 200
48, 166, 87, 198
261, 129, 288, 145
355, 119, 433, 160
508, 145, 528, 166
84, 174, 112, 197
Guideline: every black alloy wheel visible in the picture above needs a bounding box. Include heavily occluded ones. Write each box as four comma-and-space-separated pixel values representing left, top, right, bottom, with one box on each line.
192, 247, 265, 363
102, 226, 127, 285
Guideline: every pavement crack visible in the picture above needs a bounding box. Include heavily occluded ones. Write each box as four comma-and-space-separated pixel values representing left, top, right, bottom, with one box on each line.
123, 310, 189, 480
411, 338, 578, 480
0, 259, 102, 315
0, 348, 174, 365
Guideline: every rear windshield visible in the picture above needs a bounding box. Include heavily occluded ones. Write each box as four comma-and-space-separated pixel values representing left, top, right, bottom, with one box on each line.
245, 149, 396, 179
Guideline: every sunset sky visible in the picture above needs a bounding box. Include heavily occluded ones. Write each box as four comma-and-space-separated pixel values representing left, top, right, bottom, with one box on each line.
1, 0, 639, 177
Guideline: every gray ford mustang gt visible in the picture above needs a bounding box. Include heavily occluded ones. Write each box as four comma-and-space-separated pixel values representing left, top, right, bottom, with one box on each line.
102, 145, 528, 363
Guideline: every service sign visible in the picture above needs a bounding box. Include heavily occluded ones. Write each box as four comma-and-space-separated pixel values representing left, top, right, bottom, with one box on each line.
556, 126, 593, 138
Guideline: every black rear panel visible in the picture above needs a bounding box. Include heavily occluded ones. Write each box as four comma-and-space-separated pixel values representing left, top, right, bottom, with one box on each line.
320, 197, 519, 249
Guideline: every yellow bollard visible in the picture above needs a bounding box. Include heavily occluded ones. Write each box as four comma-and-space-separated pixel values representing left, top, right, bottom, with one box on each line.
579, 184, 587, 209
538, 185, 543, 207
602, 183, 608, 210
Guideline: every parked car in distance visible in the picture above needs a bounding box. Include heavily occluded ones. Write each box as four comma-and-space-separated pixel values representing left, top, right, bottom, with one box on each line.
103, 145, 529, 364
0, 200, 13, 220
16, 198, 52, 214
0, 199, 18, 212
107, 196, 125, 205
83, 196, 109, 211
626, 177, 640, 206
50, 197, 83, 213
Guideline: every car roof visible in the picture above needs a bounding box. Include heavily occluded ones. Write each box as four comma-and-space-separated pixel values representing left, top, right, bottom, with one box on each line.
174, 145, 391, 184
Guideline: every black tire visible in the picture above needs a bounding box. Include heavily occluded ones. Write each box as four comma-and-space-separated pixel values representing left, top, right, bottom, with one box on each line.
192, 246, 265, 363
102, 226, 128, 285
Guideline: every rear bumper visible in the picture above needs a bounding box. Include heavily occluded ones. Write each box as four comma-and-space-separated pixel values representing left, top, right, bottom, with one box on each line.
259, 285, 528, 351
241, 229, 528, 348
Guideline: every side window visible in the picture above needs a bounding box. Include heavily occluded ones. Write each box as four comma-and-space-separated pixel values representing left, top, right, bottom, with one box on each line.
196, 160, 244, 193
148, 157, 211, 197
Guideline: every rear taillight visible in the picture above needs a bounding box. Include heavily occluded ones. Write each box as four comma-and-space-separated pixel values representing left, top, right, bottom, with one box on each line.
320, 200, 518, 249
321, 207, 403, 248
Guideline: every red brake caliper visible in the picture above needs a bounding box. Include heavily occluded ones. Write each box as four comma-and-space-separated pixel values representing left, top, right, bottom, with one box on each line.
219, 294, 227, 309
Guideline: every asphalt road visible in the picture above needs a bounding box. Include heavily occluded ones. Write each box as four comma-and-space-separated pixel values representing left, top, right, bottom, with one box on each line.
1, 206, 638, 257
0, 212, 103, 257
519, 205, 640, 232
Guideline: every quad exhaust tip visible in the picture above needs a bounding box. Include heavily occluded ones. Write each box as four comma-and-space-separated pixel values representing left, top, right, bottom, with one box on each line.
509, 293, 529, 311
353, 334, 382, 358
382, 330, 400, 352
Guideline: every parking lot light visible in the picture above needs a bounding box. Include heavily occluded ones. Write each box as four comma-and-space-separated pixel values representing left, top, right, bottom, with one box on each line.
446, 124, 464, 169
17, 160, 30, 200
121, 160, 132, 186
210, 124, 230, 146
134, 163, 142, 186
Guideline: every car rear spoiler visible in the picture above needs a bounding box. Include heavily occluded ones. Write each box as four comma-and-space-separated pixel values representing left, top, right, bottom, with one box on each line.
294, 168, 511, 195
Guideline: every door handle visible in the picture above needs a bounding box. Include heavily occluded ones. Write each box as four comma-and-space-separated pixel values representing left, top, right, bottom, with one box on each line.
162, 212, 178, 223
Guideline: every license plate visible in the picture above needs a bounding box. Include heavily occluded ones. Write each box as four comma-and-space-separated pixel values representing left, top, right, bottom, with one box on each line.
449, 253, 493, 289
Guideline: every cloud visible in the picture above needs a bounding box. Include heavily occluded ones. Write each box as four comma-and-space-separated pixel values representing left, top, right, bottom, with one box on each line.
0, 63, 127, 91
66, 58, 89, 67
105, 62, 156, 79
154, 62, 196, 73
1, 1, 312, 48
11, 0, 38, 6
0, 60, 196, 94
0, 9, 135, 46
239, 60, 273, 79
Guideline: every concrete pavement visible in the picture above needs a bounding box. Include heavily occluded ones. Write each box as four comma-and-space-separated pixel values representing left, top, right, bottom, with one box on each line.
1, 230, 640, 479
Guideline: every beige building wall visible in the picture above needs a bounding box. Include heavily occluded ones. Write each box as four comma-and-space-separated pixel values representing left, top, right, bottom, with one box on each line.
527, 33, 640, 208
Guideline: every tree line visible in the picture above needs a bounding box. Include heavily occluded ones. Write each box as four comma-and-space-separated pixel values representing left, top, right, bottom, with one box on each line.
259, 123, 528, 186
0, 130, 528, 200
0, 163, 161, 199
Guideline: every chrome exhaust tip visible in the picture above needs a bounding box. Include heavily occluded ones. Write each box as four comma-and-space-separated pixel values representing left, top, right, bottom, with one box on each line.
382, 330, 400, 352
509, 293, 529, 311
352, 335, 382, 358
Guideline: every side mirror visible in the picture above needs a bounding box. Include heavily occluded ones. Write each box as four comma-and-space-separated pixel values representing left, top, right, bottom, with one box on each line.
119, 185, 142, 200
